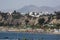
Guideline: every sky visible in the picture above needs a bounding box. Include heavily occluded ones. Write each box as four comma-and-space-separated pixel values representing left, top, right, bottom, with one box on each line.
0, 0, 60, 11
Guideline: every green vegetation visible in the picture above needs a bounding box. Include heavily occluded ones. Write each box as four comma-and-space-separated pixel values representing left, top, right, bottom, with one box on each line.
0, 11, 60, 29
38, 18, 45, 25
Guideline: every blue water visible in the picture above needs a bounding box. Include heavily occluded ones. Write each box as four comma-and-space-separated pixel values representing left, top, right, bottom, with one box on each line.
0, 32, 60, 40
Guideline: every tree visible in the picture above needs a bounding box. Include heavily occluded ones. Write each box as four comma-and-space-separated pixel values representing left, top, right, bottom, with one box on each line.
13, 10, 16, 14
55, 11, 60, 19
56, 24, 60, 29
25, 19, 29, 25
38, 18, 45, 25
12, 10, 22, 19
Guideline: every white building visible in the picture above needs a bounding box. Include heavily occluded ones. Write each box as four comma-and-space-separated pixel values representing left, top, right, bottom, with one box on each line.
8, 11, 13, 15
42, 11, 51, 15
29, 12, 41, 17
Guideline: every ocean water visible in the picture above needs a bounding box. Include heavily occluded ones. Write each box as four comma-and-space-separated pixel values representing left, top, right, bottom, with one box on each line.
0, 32, 60, 40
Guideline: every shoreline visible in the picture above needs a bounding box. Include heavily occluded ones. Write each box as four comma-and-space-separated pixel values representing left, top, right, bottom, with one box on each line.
0, 31, 60, 35
0, 30, 60, 35
0, 27, 60, 34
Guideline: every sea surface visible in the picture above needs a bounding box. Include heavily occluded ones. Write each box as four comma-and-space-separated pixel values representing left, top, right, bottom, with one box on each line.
0, 32, 60, 40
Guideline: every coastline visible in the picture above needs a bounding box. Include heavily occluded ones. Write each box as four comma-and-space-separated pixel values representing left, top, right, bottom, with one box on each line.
0, 27, 60, 34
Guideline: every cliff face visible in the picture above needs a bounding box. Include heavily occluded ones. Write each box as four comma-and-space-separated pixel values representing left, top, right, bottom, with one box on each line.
0, 11, 60, 28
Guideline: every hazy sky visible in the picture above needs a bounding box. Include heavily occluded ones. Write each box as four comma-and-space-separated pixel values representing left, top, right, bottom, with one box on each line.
0, 0, 60, 10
